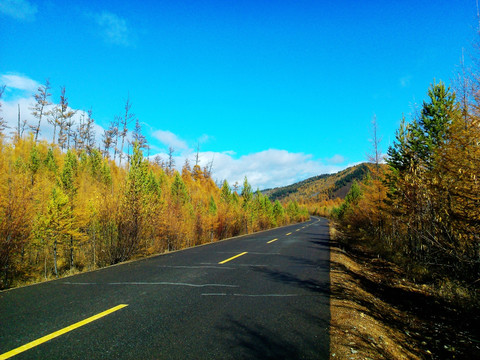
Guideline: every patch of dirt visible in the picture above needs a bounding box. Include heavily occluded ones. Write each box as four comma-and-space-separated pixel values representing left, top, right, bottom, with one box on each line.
329, 226, 479, 360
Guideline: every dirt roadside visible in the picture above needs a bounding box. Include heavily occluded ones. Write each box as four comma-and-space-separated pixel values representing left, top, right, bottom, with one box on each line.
329, 225, 479, 360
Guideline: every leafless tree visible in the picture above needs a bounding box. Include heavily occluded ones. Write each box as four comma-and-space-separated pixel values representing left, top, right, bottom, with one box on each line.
132, 118, 147, 150
29, 79, 51, 142
16, 104, 28, 138
53, 87, 76, 149
118, 96, 135, 166
0, 85, 7, 135
367, 115, 383, 170
167, 146, 175, 174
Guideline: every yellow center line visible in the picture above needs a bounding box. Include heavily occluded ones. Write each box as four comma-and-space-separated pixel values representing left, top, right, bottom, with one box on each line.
267, 238, 278, 244
218, 252, 248, 264
0, 304, 128, 360
286, 232, 292, 236
296, 229, 300, 231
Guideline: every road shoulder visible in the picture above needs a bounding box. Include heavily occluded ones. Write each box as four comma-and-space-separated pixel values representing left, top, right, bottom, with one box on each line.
329, 237, 420, 359
328, 224, 479, 359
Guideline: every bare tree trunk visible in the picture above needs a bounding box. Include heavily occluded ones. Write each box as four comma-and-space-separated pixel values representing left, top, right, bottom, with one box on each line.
70, 235, 74, 269
53, 239, 58, 278
17, 104, 21, 138
34, 116, 41, 142
92, 228, 96, 268
52, 121, 57, 144
44, 250, 47, 280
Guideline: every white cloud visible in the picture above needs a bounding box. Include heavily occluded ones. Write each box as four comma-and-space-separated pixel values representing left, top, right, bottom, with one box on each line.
92, 11, 131, 46
150, 146, 349, 190
206, 149, 346, 190
0, 0, 37, 21
1, 74, 40, 93
198, 134, 211, 144
152, 130, 188, 150
327, 154, 345, 164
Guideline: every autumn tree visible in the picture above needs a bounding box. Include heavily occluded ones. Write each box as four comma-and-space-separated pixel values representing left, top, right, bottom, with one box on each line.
33, 186, 80, 277
207, 195, 217, 240
220, 180, 232, 203
241, 176, 253, 233
0, 143, 33, 288
112, 142, 148, 263
60, 149, 79, 268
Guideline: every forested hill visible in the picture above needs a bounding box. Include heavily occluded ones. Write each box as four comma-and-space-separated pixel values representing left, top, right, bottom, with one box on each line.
263, 163, 370, 202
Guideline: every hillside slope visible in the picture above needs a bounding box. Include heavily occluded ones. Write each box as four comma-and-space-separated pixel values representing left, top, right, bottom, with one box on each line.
263, 163, 370, 202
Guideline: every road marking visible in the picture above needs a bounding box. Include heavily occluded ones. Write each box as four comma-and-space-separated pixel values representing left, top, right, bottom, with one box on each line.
62, 282, 238, 288
233, 294, 300, 297
286, 232, 292, 236
267, 238, 278, 244
201, 293, 302, 297
218, 252, 248, 264
158, 265, 232, 269
199, 262, 274, 266
296, 229, 300, 232
109, 282, 238, 287
0, 304, 128, 360
201, 293, 227, 296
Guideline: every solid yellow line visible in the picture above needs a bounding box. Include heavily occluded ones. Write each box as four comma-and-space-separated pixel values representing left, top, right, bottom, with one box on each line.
286, 232, 292, 236
267, 238, 278, 244
219, 252, 248, 264
0, 304, 128, 360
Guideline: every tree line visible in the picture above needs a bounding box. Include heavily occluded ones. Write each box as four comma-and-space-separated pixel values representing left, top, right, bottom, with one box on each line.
0, 83, 309, 289
333, 70, 479, 301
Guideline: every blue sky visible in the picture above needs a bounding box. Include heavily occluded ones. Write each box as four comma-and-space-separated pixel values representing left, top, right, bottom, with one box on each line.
0, 0, 477, 189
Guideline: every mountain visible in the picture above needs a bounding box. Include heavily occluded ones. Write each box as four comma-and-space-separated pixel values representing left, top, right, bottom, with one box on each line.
263, 163, 370, 202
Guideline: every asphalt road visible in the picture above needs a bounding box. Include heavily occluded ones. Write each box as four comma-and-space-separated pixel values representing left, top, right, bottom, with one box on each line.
0, 217, 330, 359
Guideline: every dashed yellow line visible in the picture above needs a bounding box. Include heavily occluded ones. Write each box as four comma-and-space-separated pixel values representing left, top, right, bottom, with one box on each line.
267, 238, 278, 244
286, 232, 292, 236
219, 252, 248, 264
0, 304, 128, 360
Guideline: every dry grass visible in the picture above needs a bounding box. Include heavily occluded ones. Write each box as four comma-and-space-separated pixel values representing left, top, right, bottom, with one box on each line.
329, 223, 479, 359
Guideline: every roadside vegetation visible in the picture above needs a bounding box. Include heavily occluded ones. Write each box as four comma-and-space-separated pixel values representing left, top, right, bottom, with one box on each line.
326, 43, 480, 359
333, 78, 479, 309
0, 87, 308, 290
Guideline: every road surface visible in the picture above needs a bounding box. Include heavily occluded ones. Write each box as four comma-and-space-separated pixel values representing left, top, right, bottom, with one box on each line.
0, 217, 330, 359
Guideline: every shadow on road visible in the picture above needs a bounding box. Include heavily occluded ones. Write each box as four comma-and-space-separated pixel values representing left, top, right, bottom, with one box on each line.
217, 317, 307, 359
253, 265, 330, 295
